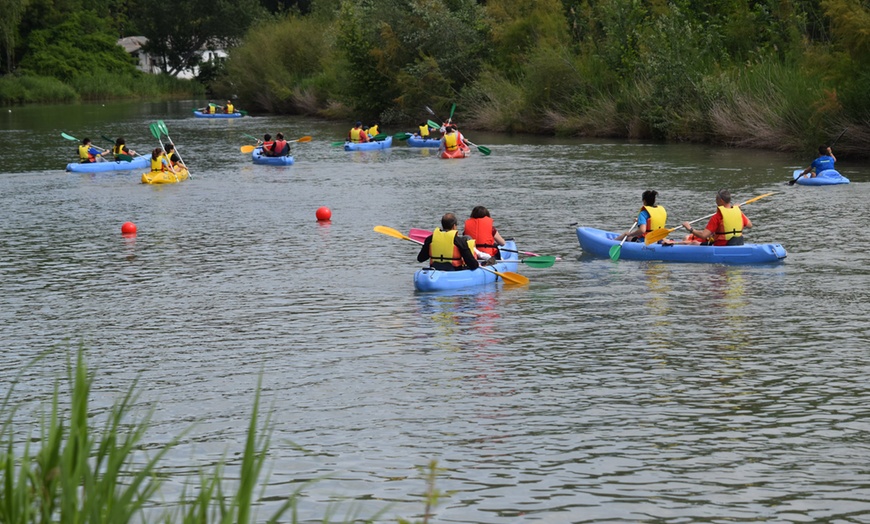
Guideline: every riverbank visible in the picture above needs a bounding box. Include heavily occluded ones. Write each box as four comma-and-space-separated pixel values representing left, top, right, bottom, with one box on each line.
0, 72, 204, 106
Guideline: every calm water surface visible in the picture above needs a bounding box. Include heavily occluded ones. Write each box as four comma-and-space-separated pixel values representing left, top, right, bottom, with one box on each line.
1, 101, 870, 522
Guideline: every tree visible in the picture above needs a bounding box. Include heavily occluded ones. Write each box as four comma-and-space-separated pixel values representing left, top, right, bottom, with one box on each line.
131, 0, 265, 76
0, 0, 29, 73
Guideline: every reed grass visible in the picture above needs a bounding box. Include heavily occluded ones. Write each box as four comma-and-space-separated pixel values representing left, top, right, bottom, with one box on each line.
1, 349, 440, 523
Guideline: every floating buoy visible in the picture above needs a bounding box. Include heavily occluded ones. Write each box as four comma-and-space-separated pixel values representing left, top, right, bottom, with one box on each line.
315, 206, 332, 221
121, 221, 137, 235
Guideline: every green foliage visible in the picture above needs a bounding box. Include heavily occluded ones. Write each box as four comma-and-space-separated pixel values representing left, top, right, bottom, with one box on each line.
215, 15, 335, 113
0, 74, 77, 104
130, 0, 265, 76
484, 0, 570, 76
18, 10, 137, 81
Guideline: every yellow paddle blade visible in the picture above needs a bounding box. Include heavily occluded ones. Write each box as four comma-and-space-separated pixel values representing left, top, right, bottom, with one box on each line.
293, 136, 312, 142
645, 227, 674, 244
482, 267, 529, 285
374, 225, 414, 242
240, 145, 256, 153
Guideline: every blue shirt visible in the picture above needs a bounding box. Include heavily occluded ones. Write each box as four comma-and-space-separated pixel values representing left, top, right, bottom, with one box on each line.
811, 155, 835, 173
637, 209, 651, 228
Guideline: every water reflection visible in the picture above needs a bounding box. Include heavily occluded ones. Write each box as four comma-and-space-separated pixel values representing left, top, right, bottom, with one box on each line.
414, 290, 504, 354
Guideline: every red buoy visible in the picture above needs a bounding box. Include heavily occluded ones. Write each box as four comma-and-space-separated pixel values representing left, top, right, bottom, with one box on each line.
316, 206, 332, 221
121, 221, 137, 235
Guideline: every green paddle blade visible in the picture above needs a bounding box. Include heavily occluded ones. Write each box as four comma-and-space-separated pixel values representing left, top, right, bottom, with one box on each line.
448, 103, 456, 121
371, 133, 387, 141
427, 119, 440, 130
331, 141, 345, 147
609, 244, 622, 261
117, 154, 133, 162
61, 132, 78, 141
521, 256, 556, 268
242, 133, 259, 141
148, 123, 160, 139
157, 120, 169, 136
477, 145, 492, 156
394, 132, 411, 140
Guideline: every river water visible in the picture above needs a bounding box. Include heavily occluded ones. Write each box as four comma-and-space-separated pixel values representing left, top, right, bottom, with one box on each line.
1, 100, 870, 522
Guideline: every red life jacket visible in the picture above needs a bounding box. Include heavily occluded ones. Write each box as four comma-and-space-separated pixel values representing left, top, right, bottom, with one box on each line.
464, 216, 497, 256
270, 139, 287, 155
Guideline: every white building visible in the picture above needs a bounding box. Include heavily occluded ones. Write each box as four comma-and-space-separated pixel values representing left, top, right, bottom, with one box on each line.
116, 36, 227, 79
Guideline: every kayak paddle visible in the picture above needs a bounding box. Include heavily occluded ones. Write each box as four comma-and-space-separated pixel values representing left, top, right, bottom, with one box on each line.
373, 225, 529, 285
609, 222, 637, 261
157, 120, 191, 178
644, 192, 777, 245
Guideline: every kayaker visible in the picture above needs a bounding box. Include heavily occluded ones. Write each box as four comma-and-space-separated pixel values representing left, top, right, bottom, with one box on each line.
225, 100, 235, 114
614, 190, 667, 243
112, 137, 137, 160
416, 213, 480, 271
348, 121, 369, 143
415, 122, 434, 139
264, 133, 289, 157
792, 144, 836, 184
164, 143, 184, 168
463, 206, 506, 261
368, 122, 380, 138
149, 148, 171, 172
439, 125, 462, 155
680, 189, 753, 246
78, 138, 106, 163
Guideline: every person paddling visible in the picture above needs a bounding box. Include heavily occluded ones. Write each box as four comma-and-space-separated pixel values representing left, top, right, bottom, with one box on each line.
78, 138, 106, 163
614, 190, 667, 243
264, 133, 289, 157
792, 144, 836, 184
679, 189, 752, 246
112, 137, 137, 160
164, 144, 184, 169
416, 213, 480, 271
463, 206, 506, 261
348, 121, 369, 143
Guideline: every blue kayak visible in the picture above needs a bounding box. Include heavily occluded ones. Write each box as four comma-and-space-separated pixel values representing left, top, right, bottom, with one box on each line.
344, 136, 392, 151
792, 168, 849, 186
193, 111, 243, 119
66, 155, 150, 173
414, 240, 520, 291
576, 227, 787, 264
252, 147, 294, 166
406, 136, 441, 148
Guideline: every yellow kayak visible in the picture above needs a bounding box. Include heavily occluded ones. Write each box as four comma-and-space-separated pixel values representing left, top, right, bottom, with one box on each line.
141, 168, 190, 185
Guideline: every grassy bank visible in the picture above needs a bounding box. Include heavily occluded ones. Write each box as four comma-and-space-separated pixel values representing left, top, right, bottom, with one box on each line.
0, 349, 440, 523
0, 72, 204, 106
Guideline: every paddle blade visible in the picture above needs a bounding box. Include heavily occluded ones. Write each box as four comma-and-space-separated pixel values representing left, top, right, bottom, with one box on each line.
241, 145, 256, 153
448, 103, 456, 121
427, 119, 441, 130
293, 136, 312, 143
331, 141, 345, 147
242, 133, 259, 141
394, 132, 411, 140
101, 135, 115, 145
371, 133, 387, 141
521, 256, 556, 268
148, 123, 160, 139
409, 228, 431, 243
609, 244, 622, 261
425, 105, 435, 116
644, 228, 674, 245
157, 120, 169, 136
374, 225, 417, 243
61, 132, 78, 141
477, 145, 492, 156
488, 269, 529, 286
117, 154, 133, 162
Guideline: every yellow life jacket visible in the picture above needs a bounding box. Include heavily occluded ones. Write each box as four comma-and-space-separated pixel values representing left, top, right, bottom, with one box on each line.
207, 105, 216, 114
225, 103, 234, 113
429, 229, 474, 268
368, 125, 379, 136
444, 132, 458, 151
716, 206, 744, 242
79, 144, 92, 161
150, 155, 166, 172
349, 127, 364, 142
418, 125, 430, 138
641, 205, 667, 236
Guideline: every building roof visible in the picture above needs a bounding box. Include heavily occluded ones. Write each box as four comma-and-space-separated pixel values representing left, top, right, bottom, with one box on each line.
117, 36, 148, 53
